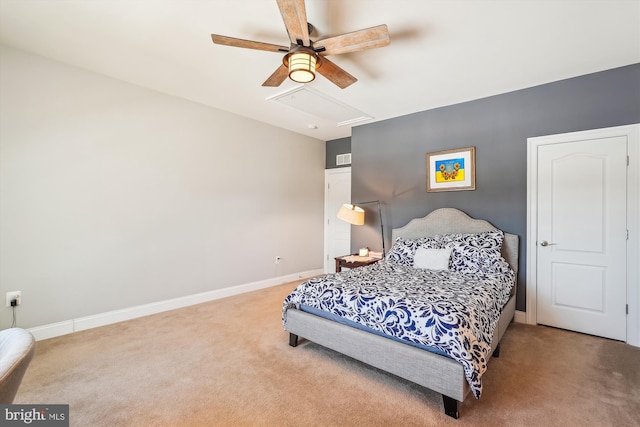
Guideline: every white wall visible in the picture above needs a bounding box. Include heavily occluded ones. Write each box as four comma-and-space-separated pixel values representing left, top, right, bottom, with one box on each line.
0, 45, 325, 330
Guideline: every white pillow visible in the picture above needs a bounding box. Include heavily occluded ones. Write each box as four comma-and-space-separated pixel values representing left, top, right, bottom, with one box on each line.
413, 247, 452, 270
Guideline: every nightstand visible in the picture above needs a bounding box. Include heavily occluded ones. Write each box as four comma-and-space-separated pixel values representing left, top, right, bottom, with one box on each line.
335, 255, 381, 272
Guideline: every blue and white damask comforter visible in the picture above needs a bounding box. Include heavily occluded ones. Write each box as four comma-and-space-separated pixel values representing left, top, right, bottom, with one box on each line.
282, 260, 515, 398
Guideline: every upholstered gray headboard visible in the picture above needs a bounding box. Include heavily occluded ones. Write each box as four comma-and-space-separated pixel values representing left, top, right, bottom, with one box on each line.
391, 208, 519, 276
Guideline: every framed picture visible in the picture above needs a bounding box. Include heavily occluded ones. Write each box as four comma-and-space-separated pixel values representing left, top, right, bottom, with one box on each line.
426, 146, 476, 192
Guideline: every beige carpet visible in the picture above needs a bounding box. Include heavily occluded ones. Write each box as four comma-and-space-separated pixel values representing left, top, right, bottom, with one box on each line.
16, 281, 640, 426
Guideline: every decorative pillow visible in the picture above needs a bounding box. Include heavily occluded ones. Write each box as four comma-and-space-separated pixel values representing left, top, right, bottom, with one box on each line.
413, 247, 452, 270
437, 230, 505, 274
386, 236, 441, 265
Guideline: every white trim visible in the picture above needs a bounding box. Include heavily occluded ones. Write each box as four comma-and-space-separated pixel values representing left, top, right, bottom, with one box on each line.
514, 310, 526, 324
28, 269, 323, 341
628, 125, 640, 347
527, 124, 640, 347
28, 321, 75, 340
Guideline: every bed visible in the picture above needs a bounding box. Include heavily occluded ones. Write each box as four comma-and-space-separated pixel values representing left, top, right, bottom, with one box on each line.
282, 208, 518, 418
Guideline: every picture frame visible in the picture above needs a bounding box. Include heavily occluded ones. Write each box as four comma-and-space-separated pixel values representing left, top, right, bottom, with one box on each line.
426, 146, 476, 192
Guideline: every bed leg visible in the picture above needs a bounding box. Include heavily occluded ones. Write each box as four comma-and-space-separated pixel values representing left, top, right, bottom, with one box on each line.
493, 343, 501, 358
289, 333, 299, 347
442, 395, 459, 419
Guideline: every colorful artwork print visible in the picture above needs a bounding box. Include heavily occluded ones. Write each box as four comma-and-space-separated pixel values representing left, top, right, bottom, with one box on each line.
426, 146, 475, 192
436, 158, 465, 182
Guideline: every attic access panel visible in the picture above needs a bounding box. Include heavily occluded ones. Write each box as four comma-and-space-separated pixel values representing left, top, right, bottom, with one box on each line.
267, 86, 373, 127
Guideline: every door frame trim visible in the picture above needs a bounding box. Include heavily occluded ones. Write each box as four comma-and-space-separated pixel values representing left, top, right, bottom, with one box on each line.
526, 124, 640, 346
324, 167, 351, 274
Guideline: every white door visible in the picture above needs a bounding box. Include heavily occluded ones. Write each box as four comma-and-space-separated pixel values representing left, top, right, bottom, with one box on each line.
324, 168, 351, 273
536, 136, 627, 341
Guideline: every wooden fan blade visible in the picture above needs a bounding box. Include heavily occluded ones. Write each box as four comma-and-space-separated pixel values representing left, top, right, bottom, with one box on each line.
276, 0, 310, 46
316, 24, 390, 56
211, 34, 289, 53
316, 58, 357, 89
262, 64, 289, 87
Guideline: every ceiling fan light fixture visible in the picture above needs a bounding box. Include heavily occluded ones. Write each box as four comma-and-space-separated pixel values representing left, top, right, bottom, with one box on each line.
211, 0, 390, 89
288, 51, 317, 83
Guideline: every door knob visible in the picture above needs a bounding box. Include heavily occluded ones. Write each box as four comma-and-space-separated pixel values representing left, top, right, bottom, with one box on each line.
540, 240, 557, 247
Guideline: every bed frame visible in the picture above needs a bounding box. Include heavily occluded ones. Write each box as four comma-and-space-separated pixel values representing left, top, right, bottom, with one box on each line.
284, 208, 519, 419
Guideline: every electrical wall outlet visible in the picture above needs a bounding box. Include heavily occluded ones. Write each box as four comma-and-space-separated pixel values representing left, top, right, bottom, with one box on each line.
6, 291, 21, 307
275, 256, 281, 264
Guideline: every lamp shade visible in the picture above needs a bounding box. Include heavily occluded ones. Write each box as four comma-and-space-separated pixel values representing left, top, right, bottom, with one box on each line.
337, 204, 365, 225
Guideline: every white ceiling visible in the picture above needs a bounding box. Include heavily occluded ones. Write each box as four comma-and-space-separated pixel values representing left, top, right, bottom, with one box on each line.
1, 0, 638, 141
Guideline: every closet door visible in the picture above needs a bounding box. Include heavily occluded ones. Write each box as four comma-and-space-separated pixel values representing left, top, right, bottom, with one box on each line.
324, 168, 351, 273
535, 135, 627, 341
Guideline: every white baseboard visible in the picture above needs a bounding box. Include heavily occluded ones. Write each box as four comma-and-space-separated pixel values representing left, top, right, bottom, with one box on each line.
28, 320, 75, 340
514, 310, 526, 324
29, 269, 322, 341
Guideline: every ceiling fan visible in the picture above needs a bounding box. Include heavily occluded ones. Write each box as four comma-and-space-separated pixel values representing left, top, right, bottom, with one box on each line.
211, 0, 390, 89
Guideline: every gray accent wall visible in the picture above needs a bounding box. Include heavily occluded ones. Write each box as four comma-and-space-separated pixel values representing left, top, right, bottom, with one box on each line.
350, 63, 640, 311
326, 137, 351, 169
